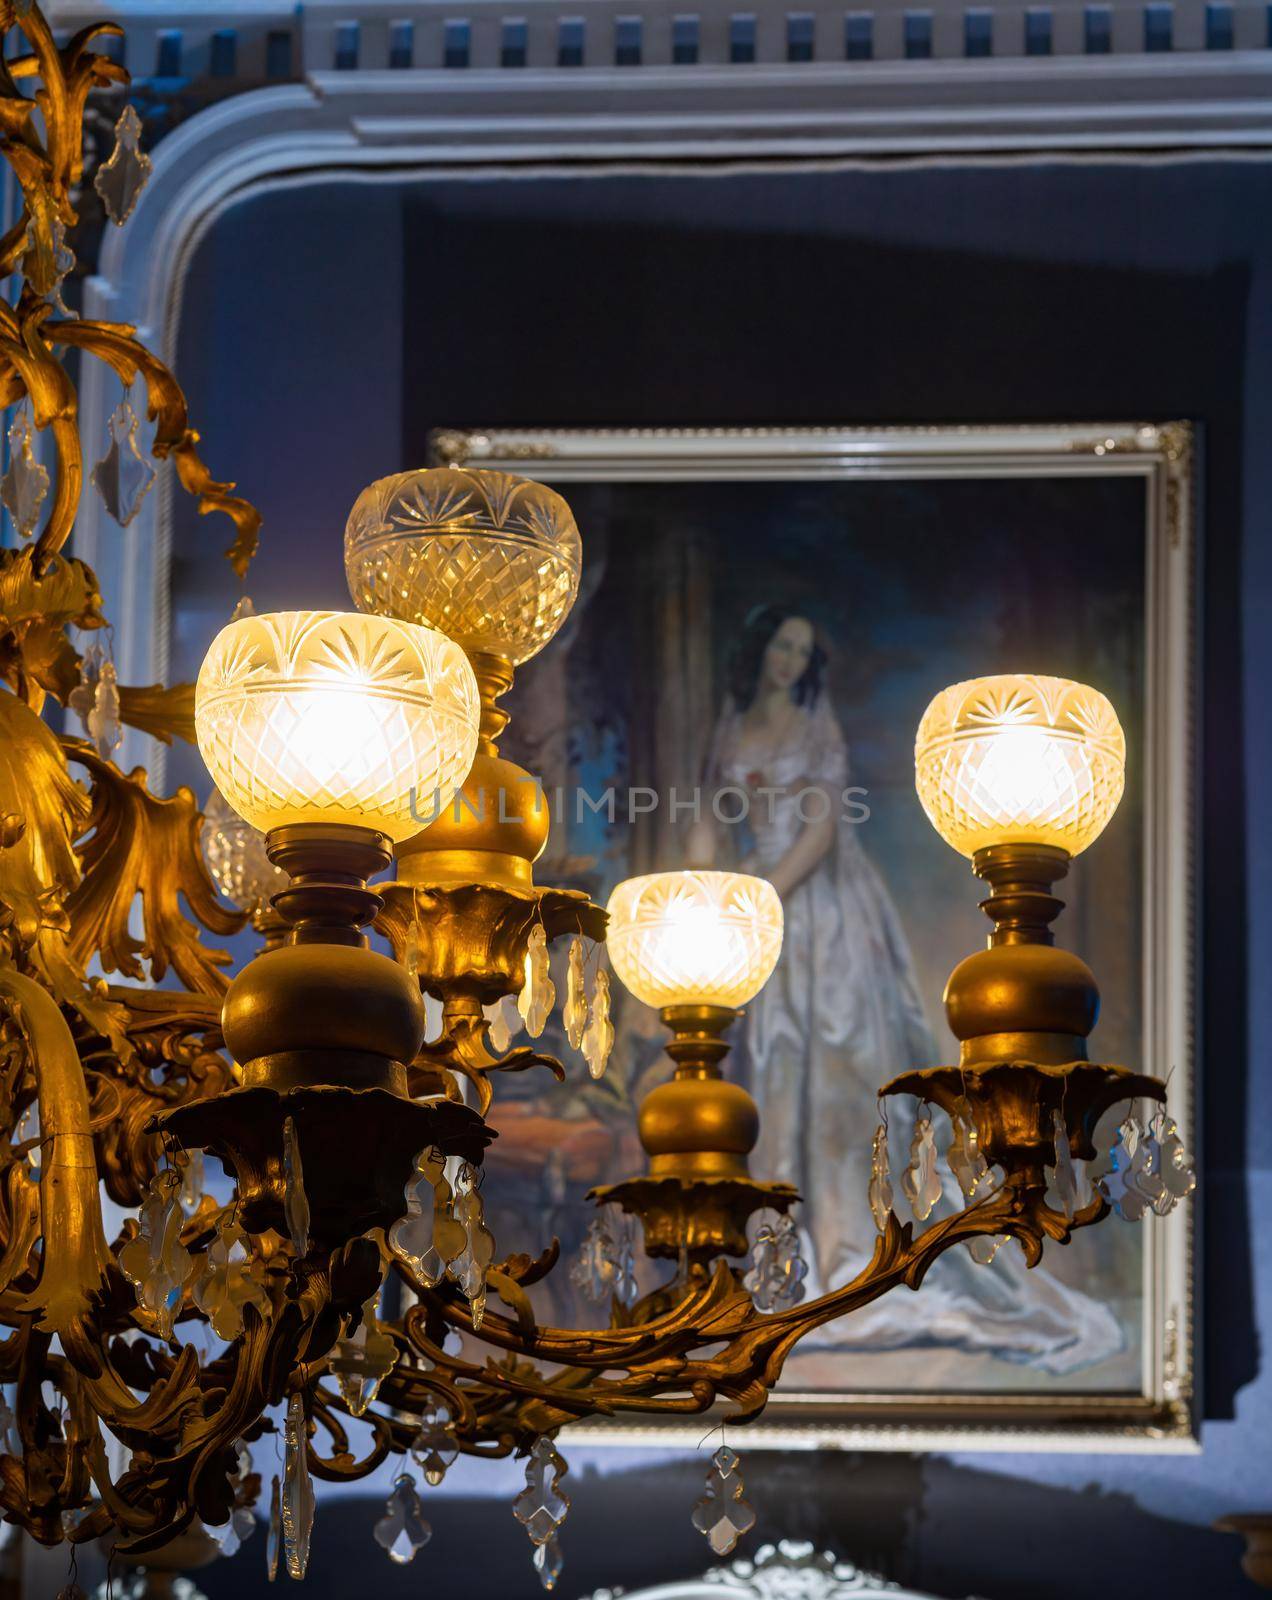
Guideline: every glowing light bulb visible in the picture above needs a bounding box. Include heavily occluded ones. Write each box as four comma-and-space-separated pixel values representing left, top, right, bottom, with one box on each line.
605, 871, 784, 1010
195, 610, 479, 843
914, 673, 1126, 858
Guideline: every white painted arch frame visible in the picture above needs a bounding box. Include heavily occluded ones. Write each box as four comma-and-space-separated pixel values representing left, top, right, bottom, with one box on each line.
75, 45, 1272, 777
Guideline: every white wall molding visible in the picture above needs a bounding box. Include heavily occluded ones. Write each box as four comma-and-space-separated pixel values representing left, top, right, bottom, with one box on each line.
72, 44, 1272, 776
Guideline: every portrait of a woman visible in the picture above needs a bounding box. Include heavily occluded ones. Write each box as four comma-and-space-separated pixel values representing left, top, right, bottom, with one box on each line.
689, 604, 1125, 1374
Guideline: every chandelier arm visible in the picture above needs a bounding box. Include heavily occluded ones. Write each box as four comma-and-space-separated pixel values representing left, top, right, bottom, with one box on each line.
0, 968, 113, 1349
362, 1182, 1081, 1450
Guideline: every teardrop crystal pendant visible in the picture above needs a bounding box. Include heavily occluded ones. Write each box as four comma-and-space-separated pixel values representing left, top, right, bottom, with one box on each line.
373, 1473, 432, 1565
266, 1473, 281, 1581
282, 1392, 316, 1579
0, 406, 48, 540
518, 923, 555, 1037
902, 1117, 941, 1222
117, 1167, 192, 1341
1045, 1109, 1093, 1222
95, 104, 154, 226
86, 658, 123, 759
564, 936, 588, 1049
691, 1445, 756, 1557
581, 968, 614, 1080
742, 1212, 807, 1313
513, 1435, 570, 1550
570, 1209, 639, 1308
484, 994, 519, 1054
535, 1534, 564, 1591
867, 1124, 893, 1233
947, 1100, 992, 1202
331, 1294, 396, 1417
409, 1399, 460, 1486
448, 1162, 495, 1327
91, 394, 157, 528
389, 1146, 458, 1287
282, 1114, 310, 1254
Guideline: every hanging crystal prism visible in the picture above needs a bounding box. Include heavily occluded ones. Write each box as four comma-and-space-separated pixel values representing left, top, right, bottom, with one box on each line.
281, 1392, 315, 1580
47, 215, 77, 319
92, 394, 157, 528
0, 407, 48, 540
230, 594, 255, 623
68, 641, 104, 730
192, 1212, 270, 1340
967, 1234, 1008, 1267
513, 1435, 570, 1547
87, 658, 123, 759
373, 1473, 432, 1565
95, 104, 154, 226
563, 937, 588, 1050
947, 1100, 992, 1202
534, 1533, 564, 1592
118, 1168, 192, 1340
389, 1147, 462, 1287
207, 1506, 256, 1559
1152, 1115, 1197, 1214
266, 1474, 281, 1581
484, 994, 519, 1054
1045, 1109, 1093, 1222
581, 968, 614, 1081
867, 1125, 892, 1233
409, 1398, 460, 1486
448, 1162, 495, 1327
902, 1117, 942, 1222
518, 923, 555, 1037
178, 1148, 205, 1211
331, 1294, 396, 1417
691, 1445, 756, 1557
570, 1209, 638, 1308
1099, 1113, 1152, 1222
282, 1115, 310, 1255
743, 1212, 808, 1313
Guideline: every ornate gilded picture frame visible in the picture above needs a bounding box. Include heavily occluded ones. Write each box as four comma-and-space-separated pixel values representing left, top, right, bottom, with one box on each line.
430, 423, 1198, 1452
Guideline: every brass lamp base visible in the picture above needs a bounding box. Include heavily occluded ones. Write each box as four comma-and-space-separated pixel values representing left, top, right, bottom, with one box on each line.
881, 1058, 1164, 1198
154, 1086, 489, 1245
885, 841, 1166, 1195
159, 820, 494, 1250
590, 1174, 798, 1263
591, 1003, 798, 1265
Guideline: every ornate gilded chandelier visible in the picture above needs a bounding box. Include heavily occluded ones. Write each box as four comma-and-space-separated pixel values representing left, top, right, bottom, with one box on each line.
0, 5, 1194, 1591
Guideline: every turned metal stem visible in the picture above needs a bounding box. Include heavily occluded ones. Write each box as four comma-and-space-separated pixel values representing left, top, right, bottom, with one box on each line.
972, 842, 1070, 947
265, 823, 392, 947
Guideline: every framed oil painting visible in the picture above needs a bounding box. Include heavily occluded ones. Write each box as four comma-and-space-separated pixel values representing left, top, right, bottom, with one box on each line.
430, 423, 1198, 1450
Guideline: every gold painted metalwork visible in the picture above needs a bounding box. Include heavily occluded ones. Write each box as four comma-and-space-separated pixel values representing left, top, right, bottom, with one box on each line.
0, 0, 1173, 1560
593, 1005, 796, 1263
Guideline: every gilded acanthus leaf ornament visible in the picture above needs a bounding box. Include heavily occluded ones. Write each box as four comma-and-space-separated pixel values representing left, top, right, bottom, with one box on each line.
63, 743, 245, 995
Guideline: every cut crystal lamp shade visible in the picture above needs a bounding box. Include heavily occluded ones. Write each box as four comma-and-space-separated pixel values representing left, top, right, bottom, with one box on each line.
606, 870, 784, 1010
914, 673, 1126, 858
201, 786, 287, 913
344, 466, 582, 667
195, 610, 480, 844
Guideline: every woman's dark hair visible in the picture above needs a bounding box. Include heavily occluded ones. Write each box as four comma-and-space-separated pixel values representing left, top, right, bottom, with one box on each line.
727, 604, 826, 710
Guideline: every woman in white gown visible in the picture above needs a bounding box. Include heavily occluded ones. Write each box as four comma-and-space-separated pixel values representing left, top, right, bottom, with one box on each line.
690, 605, 1123, 1374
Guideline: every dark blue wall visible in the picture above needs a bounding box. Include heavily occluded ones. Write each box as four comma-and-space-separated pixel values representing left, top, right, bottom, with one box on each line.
169, 158, 1270, 1598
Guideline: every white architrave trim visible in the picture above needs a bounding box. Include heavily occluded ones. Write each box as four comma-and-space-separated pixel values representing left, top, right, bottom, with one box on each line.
76, 52, 1254, 772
